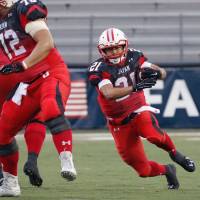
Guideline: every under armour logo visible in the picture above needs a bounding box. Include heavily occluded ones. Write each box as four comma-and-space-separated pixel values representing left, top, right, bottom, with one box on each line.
62, 140, 71, 146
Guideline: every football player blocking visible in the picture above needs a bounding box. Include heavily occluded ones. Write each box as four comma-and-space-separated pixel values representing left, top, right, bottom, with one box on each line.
0, 52, 46, 186
88, 28, 195, 190
0, 0, 77, 197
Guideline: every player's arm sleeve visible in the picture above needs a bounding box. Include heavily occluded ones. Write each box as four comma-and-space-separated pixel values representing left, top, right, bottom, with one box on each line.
140, 61, 152, 68
98, 79, 112, 90
17, 0, 48, 30
25, 19, 49, 37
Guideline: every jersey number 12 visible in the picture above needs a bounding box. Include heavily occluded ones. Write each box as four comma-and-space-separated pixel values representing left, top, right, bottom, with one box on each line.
0, 29, 26, 60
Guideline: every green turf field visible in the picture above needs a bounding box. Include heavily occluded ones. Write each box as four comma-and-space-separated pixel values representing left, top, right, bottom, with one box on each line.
4, 132, 200, 200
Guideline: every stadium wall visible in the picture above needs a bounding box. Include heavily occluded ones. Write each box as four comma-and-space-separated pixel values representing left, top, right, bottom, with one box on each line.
65, 66, 200, 129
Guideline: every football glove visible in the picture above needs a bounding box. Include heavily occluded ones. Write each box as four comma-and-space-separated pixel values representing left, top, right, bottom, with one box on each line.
0, 62, 25, 75
133, 78, 157, 92
140, 67, 161, 80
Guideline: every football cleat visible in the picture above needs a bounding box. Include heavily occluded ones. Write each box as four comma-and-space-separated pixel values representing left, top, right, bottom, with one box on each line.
0, 172, 21, 197
23, 161, 43, 187
60, 151, 77, 181
165, 164, 180, 190
169, 150, 195, 172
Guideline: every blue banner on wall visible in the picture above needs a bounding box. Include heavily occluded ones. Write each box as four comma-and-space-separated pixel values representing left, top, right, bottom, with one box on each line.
66, 67, 200, 128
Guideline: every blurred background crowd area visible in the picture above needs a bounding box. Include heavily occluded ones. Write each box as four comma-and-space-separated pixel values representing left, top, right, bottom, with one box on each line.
43, 0, 200, 67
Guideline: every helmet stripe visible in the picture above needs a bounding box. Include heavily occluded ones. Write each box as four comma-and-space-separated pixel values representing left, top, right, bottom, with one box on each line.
107, 28, 114, 43
106, 30, 110, 42
111, 28, 114, 41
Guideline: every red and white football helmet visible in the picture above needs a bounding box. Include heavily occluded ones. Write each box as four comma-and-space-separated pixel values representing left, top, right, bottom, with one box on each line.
98, 28, 128, 65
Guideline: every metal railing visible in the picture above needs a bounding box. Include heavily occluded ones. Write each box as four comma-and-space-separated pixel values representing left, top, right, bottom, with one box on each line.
49, 14, 200, 65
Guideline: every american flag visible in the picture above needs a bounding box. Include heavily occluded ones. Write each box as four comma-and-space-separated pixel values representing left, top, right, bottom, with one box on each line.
64, 80, 88, 118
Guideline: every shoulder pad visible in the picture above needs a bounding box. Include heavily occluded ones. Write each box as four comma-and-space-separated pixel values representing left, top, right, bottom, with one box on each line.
129, 48, 146, 59
132, 49, 147, 66
17, 0, 47, 21
129, 48, 142, 56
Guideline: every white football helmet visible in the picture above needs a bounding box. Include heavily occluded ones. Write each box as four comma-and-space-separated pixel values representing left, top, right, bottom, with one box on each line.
98, 28, 128, 65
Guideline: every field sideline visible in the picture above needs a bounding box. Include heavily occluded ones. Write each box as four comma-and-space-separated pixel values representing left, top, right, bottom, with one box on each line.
6, 129, 200, 200
16, 128, 200, 141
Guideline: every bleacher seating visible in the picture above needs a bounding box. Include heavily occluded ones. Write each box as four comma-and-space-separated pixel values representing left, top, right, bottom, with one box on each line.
43, 0, 200, 65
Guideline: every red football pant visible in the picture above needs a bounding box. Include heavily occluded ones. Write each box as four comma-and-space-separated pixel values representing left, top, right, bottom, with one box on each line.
108, 111, 176, 177
0, 76, 71, 175
0, 75, 70, 144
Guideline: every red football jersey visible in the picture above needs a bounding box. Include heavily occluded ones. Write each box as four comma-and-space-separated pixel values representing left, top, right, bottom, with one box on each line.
88, 49, 148, 119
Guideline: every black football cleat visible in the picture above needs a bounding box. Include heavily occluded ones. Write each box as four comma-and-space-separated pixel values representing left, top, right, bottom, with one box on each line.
165, 164, 180, 190
169, 151, 195, 172
23, 161, 43, 187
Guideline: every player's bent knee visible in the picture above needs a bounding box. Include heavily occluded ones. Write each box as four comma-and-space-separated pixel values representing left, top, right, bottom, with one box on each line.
130, 161, 151, 177
45, 115, 71, 134
138, 166, 151, 177
0, 139, 18, 156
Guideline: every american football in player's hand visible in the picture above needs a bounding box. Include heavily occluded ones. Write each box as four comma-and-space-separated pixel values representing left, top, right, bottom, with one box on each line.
133, 78, 157, 91
139, 67, 161, 80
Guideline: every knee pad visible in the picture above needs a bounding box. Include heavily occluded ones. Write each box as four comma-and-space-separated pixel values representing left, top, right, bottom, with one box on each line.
45, 115, 71, 134
0, 139, 18, 156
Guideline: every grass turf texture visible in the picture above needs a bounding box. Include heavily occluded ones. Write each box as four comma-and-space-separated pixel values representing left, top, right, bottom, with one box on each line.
4, 133, 200, 200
